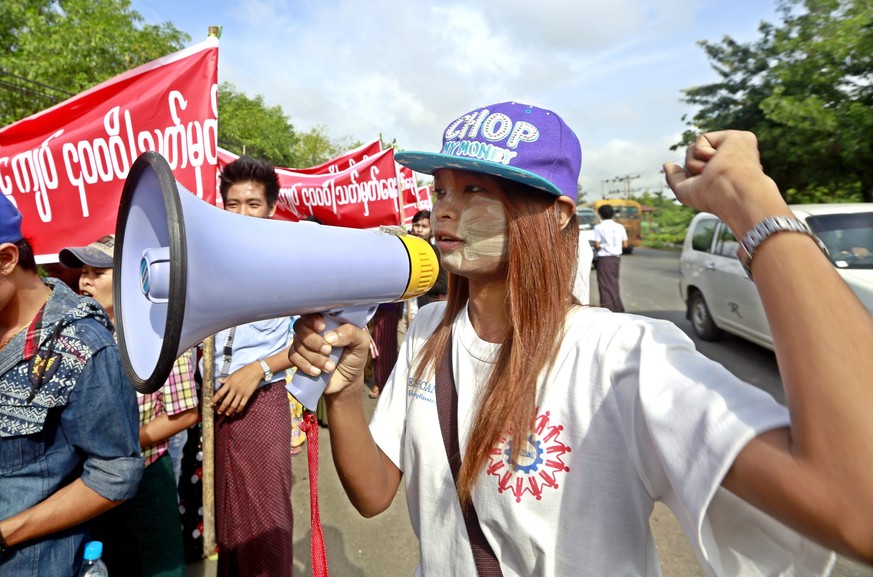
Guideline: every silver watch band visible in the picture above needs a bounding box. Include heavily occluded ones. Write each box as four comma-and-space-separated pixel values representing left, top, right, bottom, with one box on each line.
739, 216, 829, 278
258, 359, 273, 382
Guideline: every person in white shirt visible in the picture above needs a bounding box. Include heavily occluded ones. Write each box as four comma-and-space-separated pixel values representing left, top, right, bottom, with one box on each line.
593, 204, 628, 312
288, 102, 873, 576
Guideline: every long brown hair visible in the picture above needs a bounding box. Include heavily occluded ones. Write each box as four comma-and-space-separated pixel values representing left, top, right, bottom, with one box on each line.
412, 178, 579, 506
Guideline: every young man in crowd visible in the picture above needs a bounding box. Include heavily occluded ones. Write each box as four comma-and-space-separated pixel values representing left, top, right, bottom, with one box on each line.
208, 155, 295, 577
59, 234, 198, 577
0, 196, 142, 576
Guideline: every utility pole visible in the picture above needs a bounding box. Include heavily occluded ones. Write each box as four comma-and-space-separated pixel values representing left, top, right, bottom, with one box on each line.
611, 174, 640, 198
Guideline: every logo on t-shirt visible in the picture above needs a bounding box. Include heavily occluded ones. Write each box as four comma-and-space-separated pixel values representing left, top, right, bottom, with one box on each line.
406, 376, 436, 403
487, 409, 570, 503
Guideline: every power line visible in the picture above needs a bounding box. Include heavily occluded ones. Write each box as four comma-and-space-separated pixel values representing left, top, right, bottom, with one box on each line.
0, 69, 74, 100
608, 174, 640, 198
0, 70, 76, 121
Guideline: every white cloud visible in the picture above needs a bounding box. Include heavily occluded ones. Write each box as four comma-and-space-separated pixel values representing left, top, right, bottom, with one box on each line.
580, 135, 685, 202
134, 0, 778, 187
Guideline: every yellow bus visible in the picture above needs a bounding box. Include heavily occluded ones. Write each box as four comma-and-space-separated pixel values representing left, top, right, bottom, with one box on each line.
592, 199, 642, 253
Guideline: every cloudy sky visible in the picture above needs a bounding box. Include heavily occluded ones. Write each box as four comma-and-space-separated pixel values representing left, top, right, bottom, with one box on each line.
131, 0, 781, 201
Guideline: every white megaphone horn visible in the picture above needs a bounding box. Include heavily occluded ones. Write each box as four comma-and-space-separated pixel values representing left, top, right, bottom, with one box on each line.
113, 152, 438, 410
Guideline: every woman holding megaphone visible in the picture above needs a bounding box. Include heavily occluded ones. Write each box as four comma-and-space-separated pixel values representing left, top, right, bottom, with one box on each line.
289, 102, 873, 576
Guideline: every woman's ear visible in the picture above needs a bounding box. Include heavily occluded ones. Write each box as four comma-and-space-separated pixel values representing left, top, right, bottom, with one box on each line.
554, 196, 576, 230
0, 243, 20, 275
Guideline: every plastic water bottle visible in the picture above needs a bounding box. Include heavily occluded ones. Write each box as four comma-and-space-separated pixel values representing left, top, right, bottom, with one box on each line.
78, 541, 109, 576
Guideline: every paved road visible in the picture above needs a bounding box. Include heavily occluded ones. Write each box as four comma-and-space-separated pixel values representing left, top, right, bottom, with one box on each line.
186, 387, 419, 577
187, 247, 873, 576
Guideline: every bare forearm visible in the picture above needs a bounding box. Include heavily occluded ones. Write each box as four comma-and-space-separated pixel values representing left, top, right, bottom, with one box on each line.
325, 384, 401, 517
717, 178, 873, 556
668, 133, 873, 558
751, 234, 873, 510
140, 407, 199, 449
756, 235, 873, 445
263, 346, 295, 375
287, 314, 398, 515
213, 348, 294, 416
0, 479, 120, 547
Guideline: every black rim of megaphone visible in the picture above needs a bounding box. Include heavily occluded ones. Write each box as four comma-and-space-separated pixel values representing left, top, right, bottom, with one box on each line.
113, 151, 187, 394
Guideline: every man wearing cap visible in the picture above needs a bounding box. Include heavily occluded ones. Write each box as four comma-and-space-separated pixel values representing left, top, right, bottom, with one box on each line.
0, 197, 143, 576
59, 234, 198, 577
59, 234, 116, 317
58, 234, 197, 485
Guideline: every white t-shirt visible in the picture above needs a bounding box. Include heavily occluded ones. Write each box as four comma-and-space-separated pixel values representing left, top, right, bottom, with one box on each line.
594, 218, 628, 257
574, 237, 594, 305
369, 303, 834, 577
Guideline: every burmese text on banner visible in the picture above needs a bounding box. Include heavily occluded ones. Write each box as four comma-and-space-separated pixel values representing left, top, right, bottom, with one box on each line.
218, 147, 407, 228
0, 37, 219, 262
399, 165, 425, 225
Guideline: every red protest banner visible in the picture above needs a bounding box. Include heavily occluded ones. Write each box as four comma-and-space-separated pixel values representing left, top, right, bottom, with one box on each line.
0, 38, 219, 262
418, 186, 433, 211
291, 139, 382, 174
218, 146, 404, 228
402, 182, 433, 226
276, 148, 403, 228
399, 165, 419, 226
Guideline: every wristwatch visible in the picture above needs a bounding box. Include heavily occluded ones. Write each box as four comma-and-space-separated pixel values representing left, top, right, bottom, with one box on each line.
258, 359, 273, 383
739, 216, 829, 278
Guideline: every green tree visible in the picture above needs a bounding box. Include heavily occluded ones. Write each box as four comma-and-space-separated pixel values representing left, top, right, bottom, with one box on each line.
0, 2, 356, 170
217, 82, 298, 166
635, 191, 696, 248
218, 84, 363, 169
288, 125, 361, 169
0, 0, 189, 127
679, 0, 873, 202
218, 86, 356, 169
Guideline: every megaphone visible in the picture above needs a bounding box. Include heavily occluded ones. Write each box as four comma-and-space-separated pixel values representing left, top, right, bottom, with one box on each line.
113, 151, 438, 409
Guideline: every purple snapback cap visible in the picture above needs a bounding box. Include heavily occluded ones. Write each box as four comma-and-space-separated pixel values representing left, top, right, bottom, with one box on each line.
395, 101, 582, 202
0, 194, 23, 244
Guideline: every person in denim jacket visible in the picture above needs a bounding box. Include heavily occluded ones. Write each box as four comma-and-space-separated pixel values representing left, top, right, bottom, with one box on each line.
0, 195, 143, 576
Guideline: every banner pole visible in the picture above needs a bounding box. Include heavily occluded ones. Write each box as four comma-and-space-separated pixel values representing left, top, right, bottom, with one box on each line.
202, 29, 220, 560
201, 335, 217, 560
392, 143, 407, 228
397, 170, 406, 227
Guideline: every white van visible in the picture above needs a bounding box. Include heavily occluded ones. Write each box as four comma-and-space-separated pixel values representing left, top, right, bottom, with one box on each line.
679, 204, 873, 349
577, 207, 600, 267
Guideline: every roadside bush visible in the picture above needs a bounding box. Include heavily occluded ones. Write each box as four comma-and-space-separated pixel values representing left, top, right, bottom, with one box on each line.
637, 194, 696, 250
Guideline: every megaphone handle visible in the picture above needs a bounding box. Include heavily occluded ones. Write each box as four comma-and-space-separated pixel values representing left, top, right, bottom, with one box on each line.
286, 305, 378, 411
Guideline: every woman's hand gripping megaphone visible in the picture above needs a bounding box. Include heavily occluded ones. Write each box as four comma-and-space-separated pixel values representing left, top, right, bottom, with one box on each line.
287, 305, 376, 410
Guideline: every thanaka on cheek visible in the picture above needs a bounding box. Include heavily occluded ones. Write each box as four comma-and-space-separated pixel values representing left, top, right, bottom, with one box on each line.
445, 196, 508, 273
